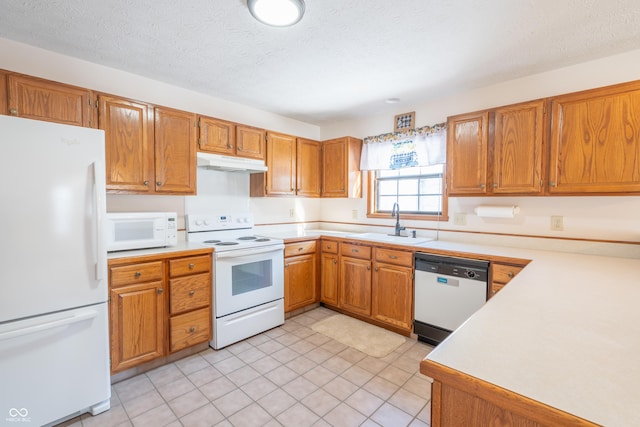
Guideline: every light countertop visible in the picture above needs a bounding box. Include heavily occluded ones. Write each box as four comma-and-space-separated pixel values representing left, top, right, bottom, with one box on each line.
107, 241, 212, 260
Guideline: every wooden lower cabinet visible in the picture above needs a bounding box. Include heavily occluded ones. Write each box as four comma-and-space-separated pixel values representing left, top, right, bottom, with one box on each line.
320, 239, 339, 306
339, 243, 373, 316
371, 248, 413, 331
284, 240, 318, 312
421, 360, 597, 427
489, 261, 527, 298
108, 250, 212, 374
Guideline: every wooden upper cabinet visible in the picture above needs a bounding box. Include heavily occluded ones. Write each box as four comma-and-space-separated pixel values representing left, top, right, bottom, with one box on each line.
236, 125, 266, 160
447, 112, 489, 195
7, 74, 94, 127
266, 131, 297, 195
297, 138, 322, 197
198, 116, 235, 155
154, 107, 197, 194
549, 81, 640, 194
0, 70, 7, 115
322, 136, 362, 198
99, 95, 154, 193
492, 100, 545, 194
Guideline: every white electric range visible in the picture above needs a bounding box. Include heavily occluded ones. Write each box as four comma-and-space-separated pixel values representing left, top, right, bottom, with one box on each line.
187, 213, 285, 349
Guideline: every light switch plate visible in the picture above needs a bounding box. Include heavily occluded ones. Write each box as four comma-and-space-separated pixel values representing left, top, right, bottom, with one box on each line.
453, 212, 466, 226
551, 215, 563, 231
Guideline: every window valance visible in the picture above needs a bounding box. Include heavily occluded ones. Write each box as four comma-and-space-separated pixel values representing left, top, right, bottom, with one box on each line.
360, 122, 447, 171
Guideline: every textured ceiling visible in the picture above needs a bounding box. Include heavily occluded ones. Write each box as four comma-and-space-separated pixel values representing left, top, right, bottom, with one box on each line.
1, 0, 640, 125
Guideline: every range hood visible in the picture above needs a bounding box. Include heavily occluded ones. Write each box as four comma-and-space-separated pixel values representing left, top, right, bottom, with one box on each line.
196, 152, 267, 173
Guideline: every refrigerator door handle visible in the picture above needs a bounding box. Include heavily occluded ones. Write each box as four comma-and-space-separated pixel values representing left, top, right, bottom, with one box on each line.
0, 309, 98, 342
92, 161, 105, 281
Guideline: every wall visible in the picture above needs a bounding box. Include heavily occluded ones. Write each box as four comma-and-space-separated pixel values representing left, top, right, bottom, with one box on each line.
318, 49, 640, 246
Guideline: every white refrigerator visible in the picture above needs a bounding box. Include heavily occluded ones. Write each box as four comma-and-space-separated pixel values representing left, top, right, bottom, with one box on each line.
0, 116, 111, 426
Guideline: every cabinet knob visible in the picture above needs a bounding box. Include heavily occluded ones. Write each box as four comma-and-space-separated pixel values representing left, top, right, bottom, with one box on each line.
134, 271, 141, 278
480, 184, 486, 189
352, 249, 359, 253
333, 259, 337, 264
550, 182, 557, 187
298, 247, 304, 251
290, 188, 294, 191
285, 264, 289, 268
189, 326, 196, 333
374, 267, 378, 272
227, 144, 233, 148
9, 108, 18, 116
157, 288, 163, 294
327, 245, 332, 249
493, 183, 498, 188
143, 180, 149, 186
507, 271, 515, 278
389, 255, 397, 259
157, 181, 163, 186
237, 147, 243, 151
367, 266, 371, 271
189, 290, 195, 297
189, 263, 195, 269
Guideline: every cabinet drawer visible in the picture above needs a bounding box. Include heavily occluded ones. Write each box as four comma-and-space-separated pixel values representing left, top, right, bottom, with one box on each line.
285, 240, 317, 257
491, 264, 524, 284
321, 240, 338, 254
490, 282, 506, 297
169, 308, 211, 352
169, 273, 211, 314
169, 255, 211, 278
110, 261, 163, 287
374, 248, 413, 267
341, 243, 372, 260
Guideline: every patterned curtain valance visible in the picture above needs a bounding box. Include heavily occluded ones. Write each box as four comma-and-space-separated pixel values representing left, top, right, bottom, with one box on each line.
360, 122, 447, 171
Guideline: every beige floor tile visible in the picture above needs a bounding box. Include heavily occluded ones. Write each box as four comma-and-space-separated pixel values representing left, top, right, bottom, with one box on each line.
213, 421, 232, 427
121, 389, 164, 419
226, 364, 261, 387
344, 388, 384, 417
388, 388, 428, 417
130, 403, 177, 427
324, 355, 353, 374
187, 365, 223, 387
341, 365, 375, 387
305, 332, 332, 346
82, 404, 129, 427
360, 419, 382, 427
322, 376, 359, 401
287, 355, 317, 375
270, 346, 301, 364
212, 388, 253, 418
227, 402, 274, 427
370, 402, 413, 427
275, 333, 302, 347
257, 388, 297, 417
257, 339, 286, 354
168, 389, 209, 418
377, 365, 413, 386
281, 320, 303, 332
402, 342, 434, 361
277, 402, 320, 427
301, 388, 340, 417
179, 403, 225, 427
291, 326, 315, 339
416, 401, 431, 425
409, 419, 429, 427
176, 354, 211, 375
312, 419, 333, 427
145, 363, 185, 388
303, 365, 337, 387
321, 340, 348, 354
235, 346, 268, 364
225, 340, 254, 355
338, 347, 367, 364
362, 376, 399, 400
282, 376, 318, 400
264, 364, 298, 386
305, 347, 334, 364
402, 374, 432, 400
246, 332, 271, 346
251, 354, 282, 375
289, 338, 317, 354
156, 375, 196, 401
212, 355, 246, 375
393, 355, 421, 374
241, 376, 278, 401
264, 327, 286, 339
113, 375, 155, 403
323, 402, 367, 427
357, 356, 389, 375
201, 348, 232, 364
199, 376, 237, 401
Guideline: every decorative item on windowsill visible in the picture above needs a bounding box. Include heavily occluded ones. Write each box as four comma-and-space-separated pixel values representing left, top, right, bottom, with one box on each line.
393, 111, 415, 133
474, 205, 520, 218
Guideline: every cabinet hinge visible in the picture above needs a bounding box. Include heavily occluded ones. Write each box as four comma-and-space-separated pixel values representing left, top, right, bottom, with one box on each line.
198, 138, 202, 148
88, 98, 92, 107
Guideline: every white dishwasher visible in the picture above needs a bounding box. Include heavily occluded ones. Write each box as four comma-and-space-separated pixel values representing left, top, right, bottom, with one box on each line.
414, 253, 489, 345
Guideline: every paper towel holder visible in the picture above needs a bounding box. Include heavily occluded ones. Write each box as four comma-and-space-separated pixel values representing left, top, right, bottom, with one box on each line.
474, 205, 520, 218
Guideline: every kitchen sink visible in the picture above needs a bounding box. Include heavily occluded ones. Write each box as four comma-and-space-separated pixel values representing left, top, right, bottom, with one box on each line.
345, 232, 432, 245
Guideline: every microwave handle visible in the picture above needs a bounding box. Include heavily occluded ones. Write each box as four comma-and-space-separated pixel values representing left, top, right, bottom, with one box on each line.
215, 244, 285, 259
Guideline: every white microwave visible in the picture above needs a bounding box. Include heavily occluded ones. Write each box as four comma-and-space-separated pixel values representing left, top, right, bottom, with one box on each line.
106, 212, 178, 252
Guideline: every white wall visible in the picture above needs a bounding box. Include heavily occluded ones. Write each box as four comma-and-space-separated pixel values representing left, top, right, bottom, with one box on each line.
318, 49, 640, 244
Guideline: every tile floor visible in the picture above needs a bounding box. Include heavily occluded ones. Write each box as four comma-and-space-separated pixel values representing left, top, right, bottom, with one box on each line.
59, 307, 434, 427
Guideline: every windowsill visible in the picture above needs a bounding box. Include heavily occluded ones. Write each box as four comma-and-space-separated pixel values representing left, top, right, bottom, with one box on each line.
367, 212, 449, 222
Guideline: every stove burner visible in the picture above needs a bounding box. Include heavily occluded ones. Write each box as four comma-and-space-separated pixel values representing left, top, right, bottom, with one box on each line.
237, 236, 257, 241
203, 240, 221, 244
255, 238, 271, 242
216, 241, 239, 246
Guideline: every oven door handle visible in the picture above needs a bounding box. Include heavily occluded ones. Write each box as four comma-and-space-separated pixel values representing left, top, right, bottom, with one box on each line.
215, 244, 285, 259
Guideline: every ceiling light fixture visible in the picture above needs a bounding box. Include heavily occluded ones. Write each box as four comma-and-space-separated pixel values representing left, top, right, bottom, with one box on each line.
247, 0, 305, 27
385, 98, 400, 104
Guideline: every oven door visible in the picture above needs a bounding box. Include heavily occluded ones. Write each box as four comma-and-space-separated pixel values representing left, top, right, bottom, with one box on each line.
214, 244, 285, 317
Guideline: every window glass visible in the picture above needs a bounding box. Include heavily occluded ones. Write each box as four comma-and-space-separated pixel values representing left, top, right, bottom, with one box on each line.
374, 164, 445, 216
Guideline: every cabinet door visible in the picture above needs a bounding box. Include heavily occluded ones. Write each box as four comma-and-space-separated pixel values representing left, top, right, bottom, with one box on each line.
0, 70, 7, 115
339, 256, 372, 316
99, 95, 154, 193
322, 138, 347, 197
110, 281, 165, 373
266, 132, 296, 196
198, 115, 235, 155
154, 107, 197, 194
493, 101, 545, 194
284, 254, 317, 312
297, 138, 322, 197
447, 112, 489, 195
549, 83, 640, 193
236, 125, 266, 160
372, 262, 413, 331
321, 252, 339, 306
7, 74, 94, 127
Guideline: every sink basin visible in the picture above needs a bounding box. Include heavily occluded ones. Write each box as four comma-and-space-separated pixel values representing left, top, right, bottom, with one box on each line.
345, 232, 432, 245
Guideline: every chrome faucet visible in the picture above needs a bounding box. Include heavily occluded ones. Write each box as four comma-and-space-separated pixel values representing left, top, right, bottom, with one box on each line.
391, 202, 406, 236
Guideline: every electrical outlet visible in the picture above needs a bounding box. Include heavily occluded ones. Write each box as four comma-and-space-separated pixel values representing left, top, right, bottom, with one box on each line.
550, 215, 563, 231
289, 208, 295, 218
352, 210, 358, 219
453, 212, 466, 226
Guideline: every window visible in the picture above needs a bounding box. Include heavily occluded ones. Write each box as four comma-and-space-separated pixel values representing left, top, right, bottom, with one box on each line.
368, 164, 447, 220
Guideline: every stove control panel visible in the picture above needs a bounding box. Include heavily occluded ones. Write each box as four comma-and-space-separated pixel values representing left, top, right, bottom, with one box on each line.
187, 213, 254, 232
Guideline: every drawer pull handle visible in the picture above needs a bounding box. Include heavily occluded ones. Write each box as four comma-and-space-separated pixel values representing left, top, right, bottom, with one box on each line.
135, 271, 141, 278
507, 271, 515, 278
189, 263, 195, 269
9, 108, 18, 116
389, 255, 398, 259
352, 249, 359, 253
326, 245, 332, 249
157, 288, 163, 294
298, 247, 304, 251
189, 326, 196, 333
189, 290, 195, 297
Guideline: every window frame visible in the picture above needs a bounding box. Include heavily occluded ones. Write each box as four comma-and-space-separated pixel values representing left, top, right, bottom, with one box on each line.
366, 167, 449, 221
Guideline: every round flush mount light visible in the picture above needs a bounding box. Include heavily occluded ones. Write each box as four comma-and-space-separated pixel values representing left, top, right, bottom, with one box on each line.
247, 0, 305, 27
385, 98, 400, 104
